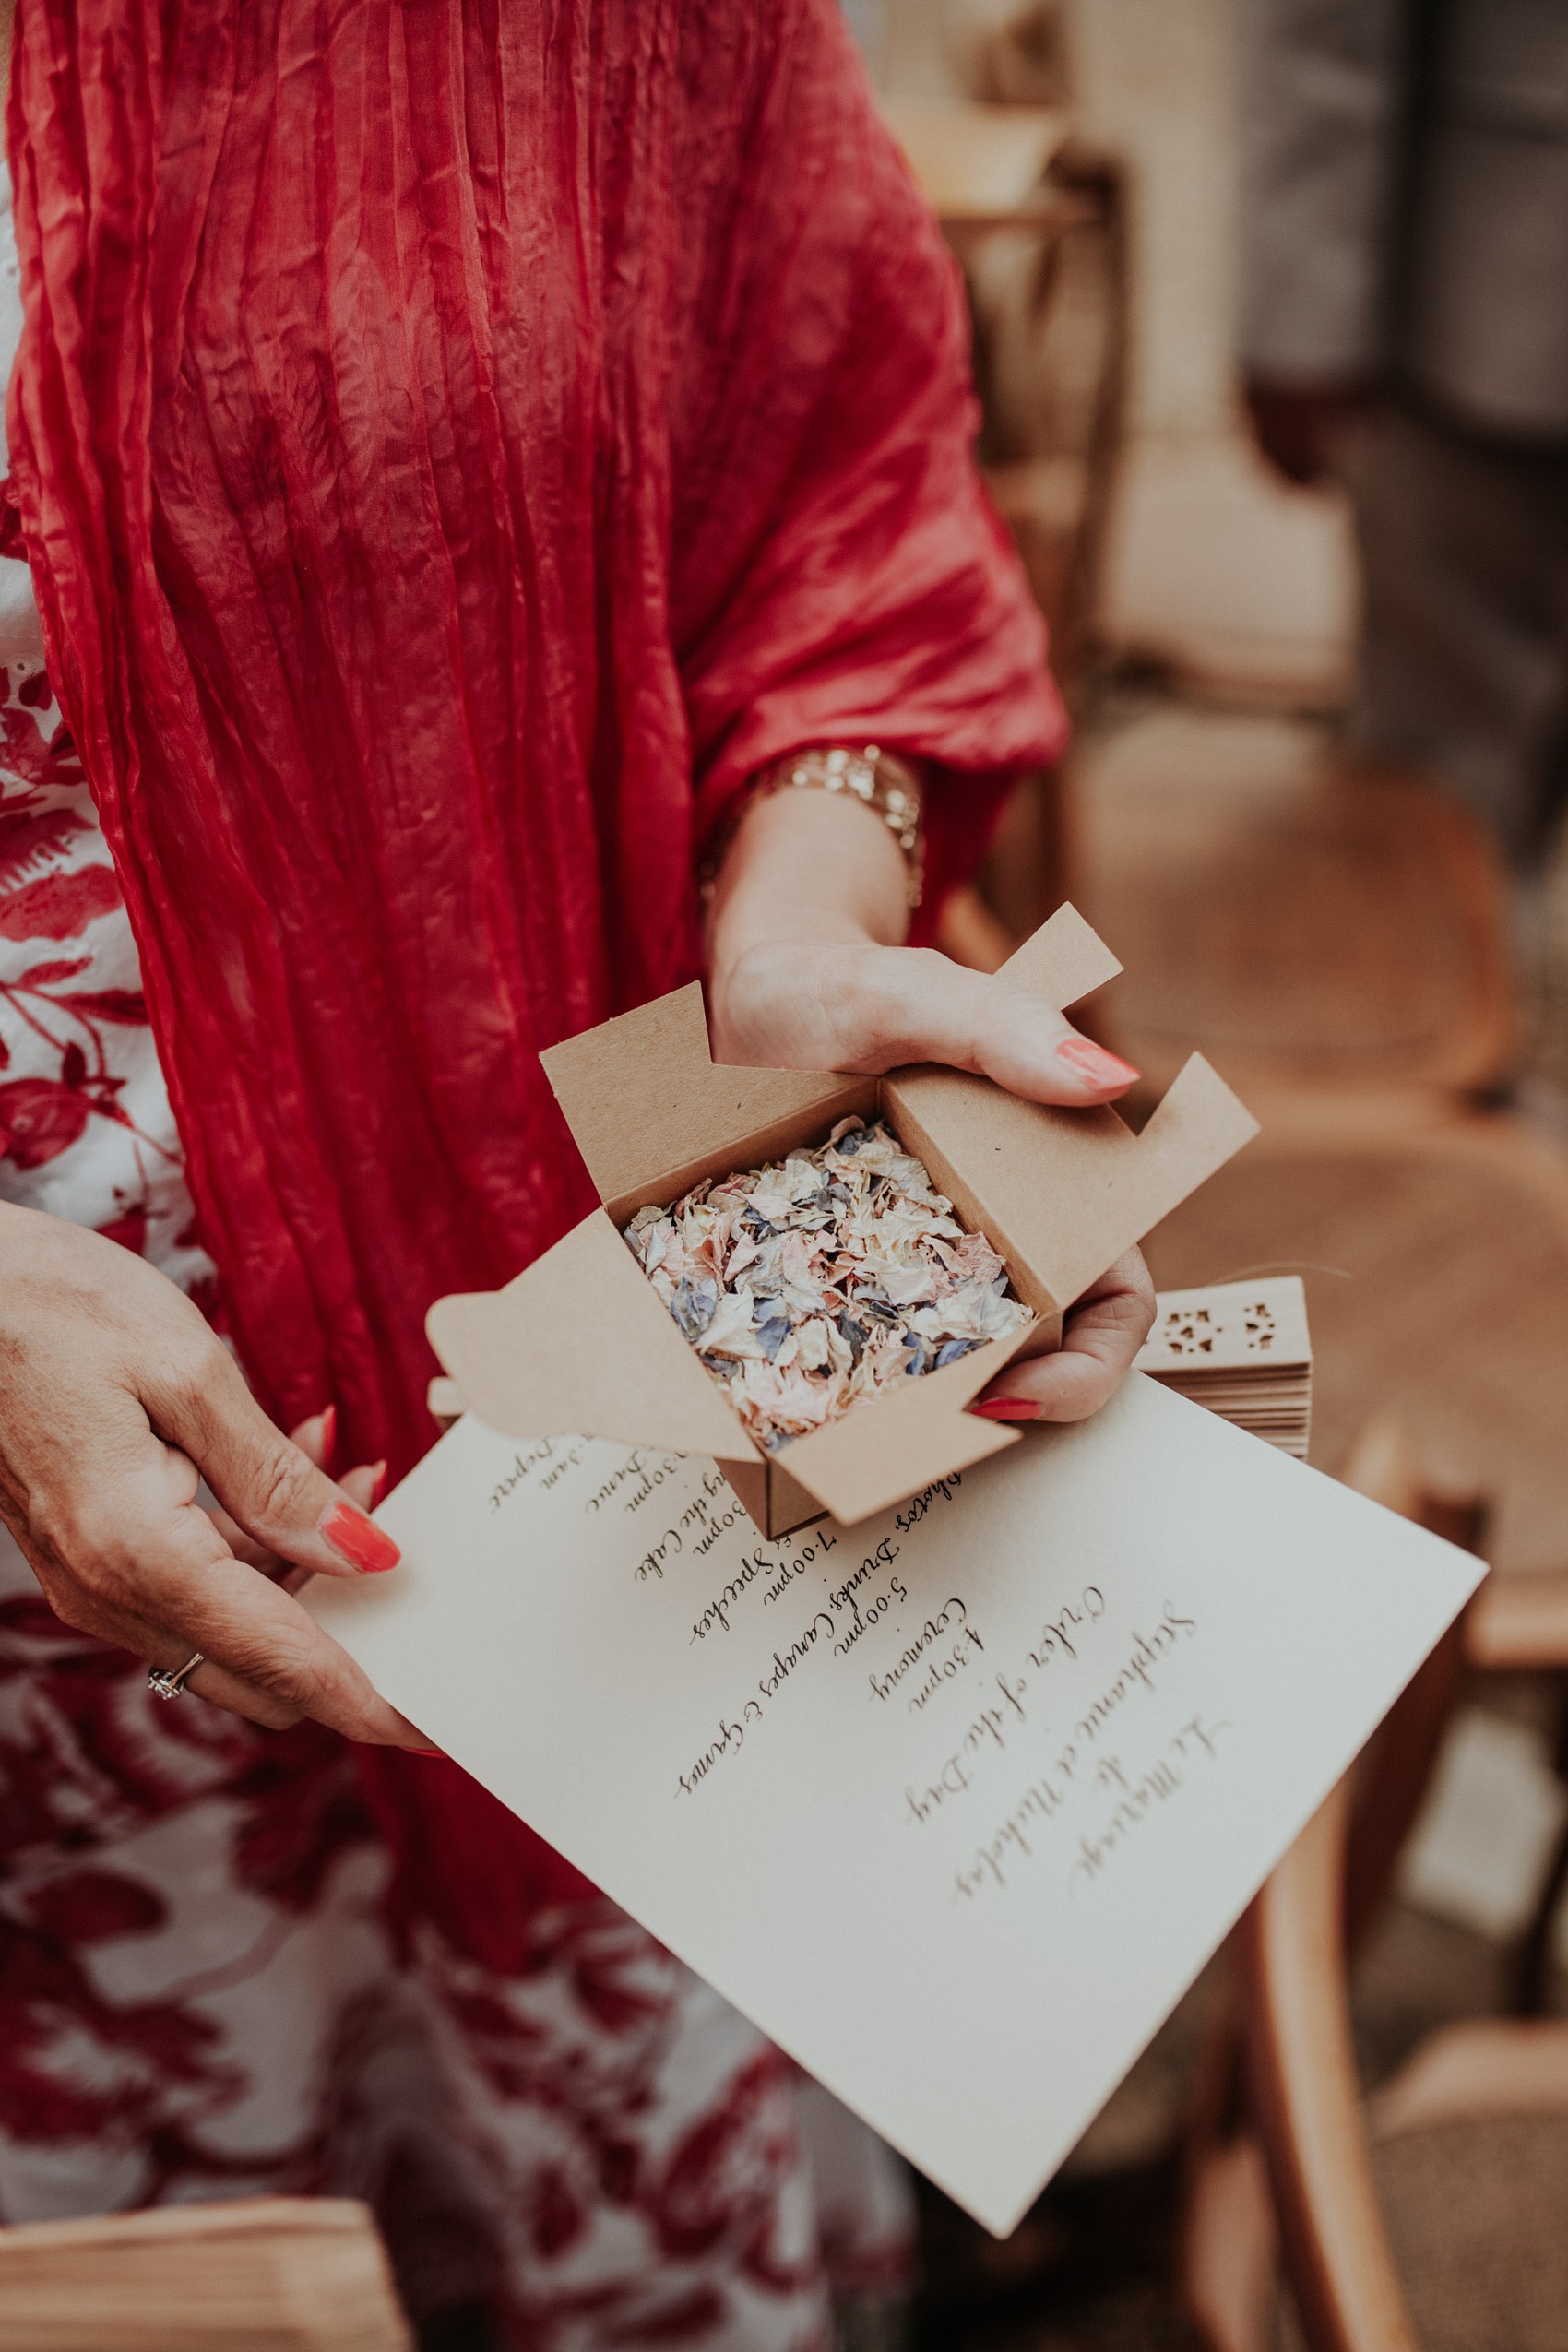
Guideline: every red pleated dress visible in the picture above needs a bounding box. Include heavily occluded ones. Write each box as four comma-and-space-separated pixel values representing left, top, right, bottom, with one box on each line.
3, 0, 1063, 2331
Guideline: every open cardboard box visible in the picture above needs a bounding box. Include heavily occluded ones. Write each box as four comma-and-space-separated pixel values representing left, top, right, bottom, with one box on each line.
427, 906, 1259, 1538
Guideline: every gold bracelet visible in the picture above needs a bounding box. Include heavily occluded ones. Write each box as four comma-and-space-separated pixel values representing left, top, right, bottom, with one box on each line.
743, 744, 924, 904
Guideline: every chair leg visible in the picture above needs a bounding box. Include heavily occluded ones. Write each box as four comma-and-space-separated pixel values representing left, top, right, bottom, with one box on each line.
1510, 1675, 1568, 2014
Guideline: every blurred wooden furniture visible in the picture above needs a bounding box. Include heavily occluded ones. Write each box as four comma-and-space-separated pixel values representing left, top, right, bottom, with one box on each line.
1072, 709, 1515, 1108
975, 138, 1128, 941
1189, 1804, 1568, 2352
1468, 1565, 1568, 1672
1464, 1564, 1568, 2016
1142, 1112, 1568, 1575
880, 99, 1070, 230
1081, 669, 1568, 1996
968, 137, 1128, 695
884, 97, 1128, 940
0, 2197, 411, 2352
1184, 1429, 1568, 2352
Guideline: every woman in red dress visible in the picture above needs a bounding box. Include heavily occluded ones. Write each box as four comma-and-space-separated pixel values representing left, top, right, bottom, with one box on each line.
0, 3, 1151, 2341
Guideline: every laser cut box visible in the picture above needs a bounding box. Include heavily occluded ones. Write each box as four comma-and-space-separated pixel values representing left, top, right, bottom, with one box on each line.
427, 906, 1259, 1538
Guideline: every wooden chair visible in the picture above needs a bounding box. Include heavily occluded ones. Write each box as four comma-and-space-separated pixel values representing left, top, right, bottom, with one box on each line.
879, 98, 1071, 232
1142, 1111, 1568, 1579
1183, 1429, 1568, 2352
0, 2197, 412, 2352
975, 135, 1129, 941
879, 99, 1125, 688
881, 94, 1128, 941
1070, 708, 1516, 1109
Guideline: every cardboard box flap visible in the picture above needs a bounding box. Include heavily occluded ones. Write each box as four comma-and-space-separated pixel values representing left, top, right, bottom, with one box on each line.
427, 1208, 759, 1465
1080, 1051, 1261, 1289
885, 1050, 1260, 1317
778, 1334, 1026, 1526
997, 901, 1122, 1008
540, 982, 858, 1206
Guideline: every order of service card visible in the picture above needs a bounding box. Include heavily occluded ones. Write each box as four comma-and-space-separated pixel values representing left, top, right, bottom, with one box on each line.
308, 1373, 1482, 2235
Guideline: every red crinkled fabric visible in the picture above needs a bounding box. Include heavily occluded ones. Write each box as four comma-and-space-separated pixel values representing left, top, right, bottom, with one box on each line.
7, 0, 1064, 1944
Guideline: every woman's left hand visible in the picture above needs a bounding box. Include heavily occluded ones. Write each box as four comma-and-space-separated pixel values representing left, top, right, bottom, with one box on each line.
706, 779, 1157, 1423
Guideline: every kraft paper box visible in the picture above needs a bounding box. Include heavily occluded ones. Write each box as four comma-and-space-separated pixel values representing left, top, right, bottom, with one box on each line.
426, 906, 1260, 1539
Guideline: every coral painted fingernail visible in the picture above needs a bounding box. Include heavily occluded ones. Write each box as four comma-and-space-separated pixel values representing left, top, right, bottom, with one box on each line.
319, 1403, 338, 1463
1055, 1038, 1140, 1089
407, 1745, 445, 1758
971, 1396, 1039, 1422
319, 1502, 400, 1573
368, 1460, 388, 1507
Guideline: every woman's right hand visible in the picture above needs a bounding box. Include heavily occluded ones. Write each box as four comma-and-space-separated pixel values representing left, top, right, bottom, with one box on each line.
0, 1201, 427, 1745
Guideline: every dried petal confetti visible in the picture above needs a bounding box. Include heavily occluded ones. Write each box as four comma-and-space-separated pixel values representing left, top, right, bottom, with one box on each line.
624, 1118, 1033, 1451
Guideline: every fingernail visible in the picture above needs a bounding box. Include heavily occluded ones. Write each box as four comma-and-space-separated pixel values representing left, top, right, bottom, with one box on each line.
320, 1403, 338, 1464
1055, 1038, 1140, 1090
971, 1396, 1039, 1421
407, 1744, 445, 1758
368, 1460, 388, 1507
319, 1501, 400, 1574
